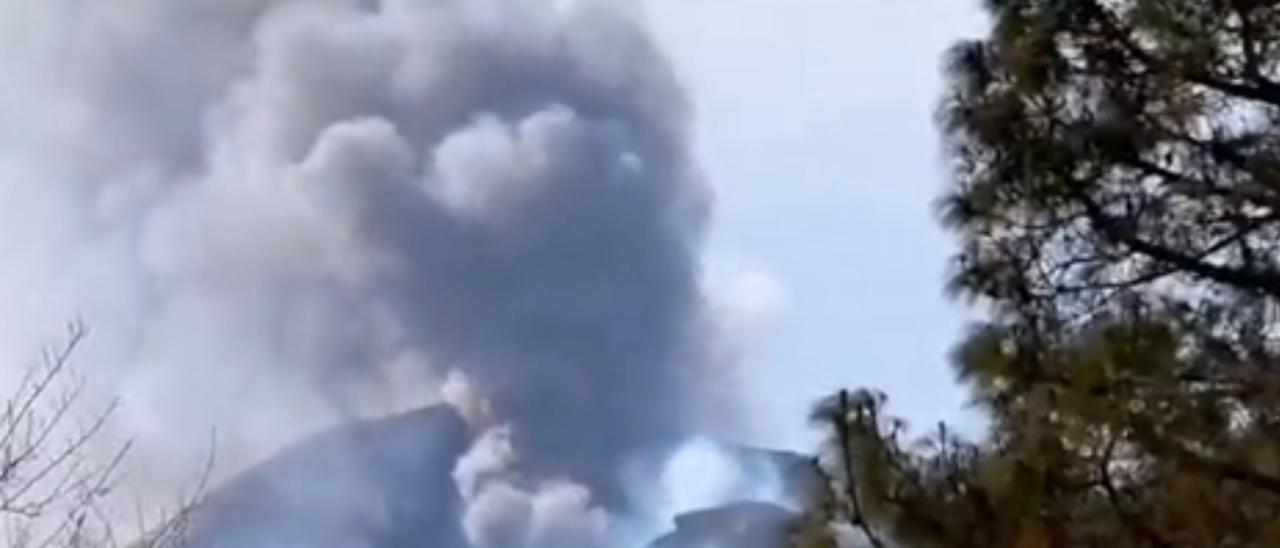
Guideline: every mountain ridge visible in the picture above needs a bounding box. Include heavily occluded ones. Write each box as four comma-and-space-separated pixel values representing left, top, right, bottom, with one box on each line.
182, 406, 810, 548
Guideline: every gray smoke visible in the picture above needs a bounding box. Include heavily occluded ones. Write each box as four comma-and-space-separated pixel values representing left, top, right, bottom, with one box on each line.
0, 0, 735, 543
453, 426, 612, 548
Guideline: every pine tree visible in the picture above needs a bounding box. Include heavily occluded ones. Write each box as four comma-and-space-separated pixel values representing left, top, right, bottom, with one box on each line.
808, 1, 1280, 546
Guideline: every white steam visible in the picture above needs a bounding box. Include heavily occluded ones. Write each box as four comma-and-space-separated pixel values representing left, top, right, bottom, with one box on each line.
659, 438, 785, 518
455, 427, 611, 548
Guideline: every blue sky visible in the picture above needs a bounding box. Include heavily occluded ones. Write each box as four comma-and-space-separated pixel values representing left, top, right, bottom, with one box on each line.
645, 1, 988, 450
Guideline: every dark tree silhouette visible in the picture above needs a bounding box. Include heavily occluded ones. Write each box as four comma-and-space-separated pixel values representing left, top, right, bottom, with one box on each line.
804, 2, 1280, 546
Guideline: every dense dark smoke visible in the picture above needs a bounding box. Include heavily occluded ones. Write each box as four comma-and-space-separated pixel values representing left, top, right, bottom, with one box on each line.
244, 0, 712, 496
0, 0, 736, 545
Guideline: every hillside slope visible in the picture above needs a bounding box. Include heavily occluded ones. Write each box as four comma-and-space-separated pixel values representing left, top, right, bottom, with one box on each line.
181, 407, 812, 548
185, 406, 471, 548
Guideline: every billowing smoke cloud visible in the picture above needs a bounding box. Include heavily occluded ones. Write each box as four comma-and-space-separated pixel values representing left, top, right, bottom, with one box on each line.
0, 0, 745, 538
454, 426, 611, 548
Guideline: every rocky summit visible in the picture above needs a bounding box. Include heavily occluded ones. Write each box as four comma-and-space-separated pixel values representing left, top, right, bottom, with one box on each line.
182, 407, 811, 548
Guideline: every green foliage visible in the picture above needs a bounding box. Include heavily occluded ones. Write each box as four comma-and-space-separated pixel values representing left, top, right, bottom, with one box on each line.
807, 1, 1280, 546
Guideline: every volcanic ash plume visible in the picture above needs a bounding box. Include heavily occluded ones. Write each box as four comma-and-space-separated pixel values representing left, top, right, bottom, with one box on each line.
0, 0, 730, 544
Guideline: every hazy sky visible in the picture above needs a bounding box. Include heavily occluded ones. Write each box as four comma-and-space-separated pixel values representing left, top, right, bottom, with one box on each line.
644, 1, 988, 450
